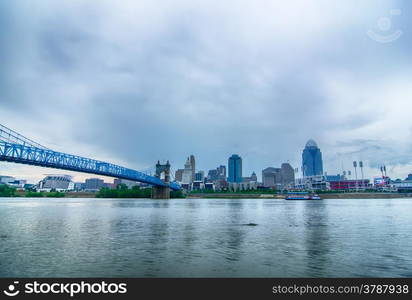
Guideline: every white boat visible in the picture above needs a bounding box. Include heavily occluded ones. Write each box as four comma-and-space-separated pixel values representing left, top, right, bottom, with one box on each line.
285, 192, 322, 200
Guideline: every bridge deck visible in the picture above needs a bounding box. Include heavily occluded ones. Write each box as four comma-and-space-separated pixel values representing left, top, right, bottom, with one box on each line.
0, 141, 180, 191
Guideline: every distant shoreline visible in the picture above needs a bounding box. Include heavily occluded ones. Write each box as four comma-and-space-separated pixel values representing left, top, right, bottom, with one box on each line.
188, 193, 412, 199
11, 191, 412, 199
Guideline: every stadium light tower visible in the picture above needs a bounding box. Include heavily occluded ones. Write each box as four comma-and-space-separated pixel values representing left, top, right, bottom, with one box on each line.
359, 161, 364, 189
353, 161, 358, 191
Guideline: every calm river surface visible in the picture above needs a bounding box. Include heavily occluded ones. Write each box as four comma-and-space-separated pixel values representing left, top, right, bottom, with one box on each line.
0, 197, 411, 277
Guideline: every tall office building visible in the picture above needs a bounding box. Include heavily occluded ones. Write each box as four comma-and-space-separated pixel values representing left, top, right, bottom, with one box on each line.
262, 163, 295, 188
190, 155, 196, 182
195, 171, 204, 181
208, 165, 227, 182
280, 163, 295, 186
228, 154, 242, 183
207, 169, 219, 181
175, 169, 184, 182
302, 139, 323, 177
182, 157, 193, 184
217, 165, 226, 180
262, 167, 281, 187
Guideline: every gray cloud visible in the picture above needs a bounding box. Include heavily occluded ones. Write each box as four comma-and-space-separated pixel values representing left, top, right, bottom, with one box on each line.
1, 0, 412, 182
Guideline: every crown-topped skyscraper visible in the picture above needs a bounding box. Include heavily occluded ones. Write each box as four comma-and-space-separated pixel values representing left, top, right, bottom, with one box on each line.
302, 139, 323, 177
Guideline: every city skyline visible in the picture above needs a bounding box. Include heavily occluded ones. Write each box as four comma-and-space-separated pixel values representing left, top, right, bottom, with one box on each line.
0, 131, 411, 185
1, 1, 412, 183
3, 143, 409, 186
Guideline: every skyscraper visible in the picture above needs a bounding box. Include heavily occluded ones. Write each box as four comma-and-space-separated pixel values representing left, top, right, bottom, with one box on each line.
262, 163, 294, 188
190, 155, 196, 182
207, 169, 218, 181
228, 154, 242, 183
207, 165, 226, 182
280, 163, 295, 186
217, 165, 226, 180
175, 169, 184, 182
182, 157, 193, 184
195, 171, 204, 181
302, 139, 323, 177
262, 167, 281, 187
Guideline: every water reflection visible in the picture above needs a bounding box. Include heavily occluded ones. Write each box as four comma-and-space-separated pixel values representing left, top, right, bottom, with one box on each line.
303, 201, 330, 276
230, 201, 248, 257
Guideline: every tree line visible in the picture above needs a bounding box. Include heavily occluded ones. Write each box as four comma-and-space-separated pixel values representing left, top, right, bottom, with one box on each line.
96, 184, 185, 198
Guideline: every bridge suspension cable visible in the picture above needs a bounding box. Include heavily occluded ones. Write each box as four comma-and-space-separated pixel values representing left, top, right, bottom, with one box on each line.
0, 123, 49, 150
138, 166, 155, 177
169, 167, 177, 182
0, 123, 180, 190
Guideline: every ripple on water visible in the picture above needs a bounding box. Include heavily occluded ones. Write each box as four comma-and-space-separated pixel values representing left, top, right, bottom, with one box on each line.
0, 197, 411, 277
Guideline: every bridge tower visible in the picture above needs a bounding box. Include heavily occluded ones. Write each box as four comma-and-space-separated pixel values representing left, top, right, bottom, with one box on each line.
152, 160, 171, 199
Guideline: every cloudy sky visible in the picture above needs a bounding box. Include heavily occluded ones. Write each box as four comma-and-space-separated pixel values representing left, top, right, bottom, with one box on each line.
1, 0, 411, 183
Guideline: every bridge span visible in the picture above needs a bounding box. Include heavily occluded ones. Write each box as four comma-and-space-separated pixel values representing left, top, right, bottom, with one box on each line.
0, 124, 180, 196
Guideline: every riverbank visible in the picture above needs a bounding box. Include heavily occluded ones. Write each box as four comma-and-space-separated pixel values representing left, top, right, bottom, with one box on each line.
320, 192, 412, 199
13, 190, 97, 198
188, 192, 412, 199
7, 191, 412, 199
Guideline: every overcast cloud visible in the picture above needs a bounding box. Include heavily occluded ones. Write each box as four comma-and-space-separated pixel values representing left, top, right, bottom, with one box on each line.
1, 0, 412, 183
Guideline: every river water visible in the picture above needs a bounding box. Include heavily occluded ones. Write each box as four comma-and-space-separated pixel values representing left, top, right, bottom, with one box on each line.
0, 197, 411, 277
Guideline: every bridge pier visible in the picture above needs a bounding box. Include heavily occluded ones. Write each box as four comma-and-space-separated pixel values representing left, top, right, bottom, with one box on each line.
152, 186, 170, 199
151, 160, 171, 199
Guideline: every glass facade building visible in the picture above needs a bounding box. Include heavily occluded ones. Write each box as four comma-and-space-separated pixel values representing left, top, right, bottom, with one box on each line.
302, 139, 323, 177
228, 154, 242, 183
195, 171, 204, 181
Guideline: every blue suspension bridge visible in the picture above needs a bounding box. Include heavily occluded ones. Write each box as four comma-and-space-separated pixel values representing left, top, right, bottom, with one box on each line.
0, 124, 180, 197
